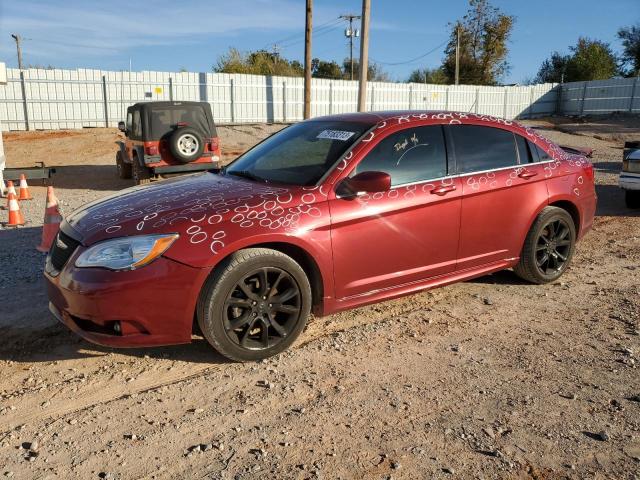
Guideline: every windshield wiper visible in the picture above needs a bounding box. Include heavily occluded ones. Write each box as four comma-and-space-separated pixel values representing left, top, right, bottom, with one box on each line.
226, 170, 268, 183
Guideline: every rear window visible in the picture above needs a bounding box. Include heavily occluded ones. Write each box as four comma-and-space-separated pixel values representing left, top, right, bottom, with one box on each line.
148, 106, 212, 140
450, 125, 517, 174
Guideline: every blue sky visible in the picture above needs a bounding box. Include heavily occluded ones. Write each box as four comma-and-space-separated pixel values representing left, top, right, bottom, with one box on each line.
0, 0, 637, 83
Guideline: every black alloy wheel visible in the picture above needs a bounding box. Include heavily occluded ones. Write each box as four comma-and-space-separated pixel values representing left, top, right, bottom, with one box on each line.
534, 218, 572, 275
224, 267, 301, 350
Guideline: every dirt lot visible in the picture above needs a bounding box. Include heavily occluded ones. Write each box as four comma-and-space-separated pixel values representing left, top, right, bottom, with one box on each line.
0, 117, 639, 479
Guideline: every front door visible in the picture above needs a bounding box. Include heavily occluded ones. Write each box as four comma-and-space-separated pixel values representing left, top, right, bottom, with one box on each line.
329, 124, 461, 300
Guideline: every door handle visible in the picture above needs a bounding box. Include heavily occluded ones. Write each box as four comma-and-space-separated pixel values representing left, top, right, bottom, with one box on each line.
430, 185, 456, 196
518, 170, 538, 179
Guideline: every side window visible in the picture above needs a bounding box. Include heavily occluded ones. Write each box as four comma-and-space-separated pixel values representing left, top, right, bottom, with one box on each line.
126, 112, 133, 132
132, 110, 142, 139
515, 135, 532, 163
353, 126, 447, 186
534, 143, 551, 162
450, 125, 517, 174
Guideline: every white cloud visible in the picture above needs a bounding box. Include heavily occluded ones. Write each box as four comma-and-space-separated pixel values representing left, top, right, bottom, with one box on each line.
0, 0, 342, 62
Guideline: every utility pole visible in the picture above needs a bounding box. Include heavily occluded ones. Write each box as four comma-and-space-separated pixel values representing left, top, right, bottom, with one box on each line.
454, 24, 460, 85
11, 34, 24, 70
357, 0, 370, 112
340, 14, 361, 81
303, 0, 312, 119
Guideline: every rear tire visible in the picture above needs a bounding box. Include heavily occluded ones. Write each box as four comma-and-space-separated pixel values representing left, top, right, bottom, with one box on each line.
514, 206, 576, 284
116, 151, 132, 179
625, 190, 640, 209
197, 248, 312, 362
133, 158, 152, 185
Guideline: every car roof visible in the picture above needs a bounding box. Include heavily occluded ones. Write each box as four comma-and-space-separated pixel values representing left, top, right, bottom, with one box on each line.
131, 101, 209, 111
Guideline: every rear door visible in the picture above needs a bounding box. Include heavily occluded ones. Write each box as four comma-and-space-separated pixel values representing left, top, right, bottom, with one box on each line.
449, 124, 548, 270
329, 123, 462, 299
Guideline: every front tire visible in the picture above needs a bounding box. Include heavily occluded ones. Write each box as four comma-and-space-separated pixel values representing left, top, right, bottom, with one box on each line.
514, 206, 576, 284
625, 190, 640, 209
116, 151, 132, 179
197, 248, 312, 362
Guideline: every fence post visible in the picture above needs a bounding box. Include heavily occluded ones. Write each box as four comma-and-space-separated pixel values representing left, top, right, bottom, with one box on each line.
502, 87, 508, 119
579, 81, 588, 115
102, 75, 109, 127
370, 84, 375, 111
19, 71, 29, 131
629, 77, 638, 113
408, 84, 413, 110
169, 77, 174, 101
528, 87, 535, 118
475, 88, 480, 114
282, 81, 287, 122
328, 82, 333, 115
445, 86, 450, 111
229, 78, 236, 123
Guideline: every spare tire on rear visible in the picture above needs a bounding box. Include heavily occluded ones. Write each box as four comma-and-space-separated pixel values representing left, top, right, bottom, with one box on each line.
169, 127, 204, 163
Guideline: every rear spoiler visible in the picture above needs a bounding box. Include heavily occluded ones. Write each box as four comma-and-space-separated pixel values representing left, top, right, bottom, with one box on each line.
559, 145, 593, 158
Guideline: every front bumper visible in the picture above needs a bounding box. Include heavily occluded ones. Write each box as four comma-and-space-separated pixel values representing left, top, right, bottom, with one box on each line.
45, 252, 211, 348
619, 172, 640, 191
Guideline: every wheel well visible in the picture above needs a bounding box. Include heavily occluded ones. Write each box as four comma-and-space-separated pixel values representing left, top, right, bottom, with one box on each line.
253, 242, 324, 309
549, 200, 580, 232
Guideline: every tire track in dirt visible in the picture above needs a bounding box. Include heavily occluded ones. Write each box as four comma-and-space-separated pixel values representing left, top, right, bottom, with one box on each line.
0, 291, 447, 435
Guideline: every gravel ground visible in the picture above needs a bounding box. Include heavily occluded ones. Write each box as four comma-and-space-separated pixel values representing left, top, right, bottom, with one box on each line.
0, 118, 639, 479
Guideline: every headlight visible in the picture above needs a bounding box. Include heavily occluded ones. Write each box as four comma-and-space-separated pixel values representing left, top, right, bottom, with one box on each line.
75, 234, 179, 270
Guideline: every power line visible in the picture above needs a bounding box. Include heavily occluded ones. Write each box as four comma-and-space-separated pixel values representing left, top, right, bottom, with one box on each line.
277, 18, 342, 49
263, 17, 341, 51
370, 40, 448, 66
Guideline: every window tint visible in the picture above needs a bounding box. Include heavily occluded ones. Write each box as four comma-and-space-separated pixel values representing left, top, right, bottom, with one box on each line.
450, 125, 517, 174
534, 143, 551, 161
515, 135, 532, 163
132, 110, 142, 139
354, 126, 447, 186
126, 112, 133, 132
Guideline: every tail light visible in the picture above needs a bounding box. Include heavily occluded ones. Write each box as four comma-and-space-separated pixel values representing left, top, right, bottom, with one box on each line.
583, 161, 594, 182
145, 145, 159, 156
208, 137, 221, 155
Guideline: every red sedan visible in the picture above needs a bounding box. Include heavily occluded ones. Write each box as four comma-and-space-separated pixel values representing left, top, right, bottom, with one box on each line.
46, 111, 596, 361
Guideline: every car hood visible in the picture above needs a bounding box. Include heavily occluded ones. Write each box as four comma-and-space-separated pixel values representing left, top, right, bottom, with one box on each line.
65, 172, 328, 253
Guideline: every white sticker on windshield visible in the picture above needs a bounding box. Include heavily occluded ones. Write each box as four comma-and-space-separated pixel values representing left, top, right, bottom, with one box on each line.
317, 129, 356, 141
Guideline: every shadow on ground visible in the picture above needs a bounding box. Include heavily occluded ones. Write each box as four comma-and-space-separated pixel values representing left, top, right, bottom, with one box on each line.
47, 164, 131, 191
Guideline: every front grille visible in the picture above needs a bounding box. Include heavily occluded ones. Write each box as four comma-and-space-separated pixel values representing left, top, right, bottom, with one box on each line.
50, 231, 80, 271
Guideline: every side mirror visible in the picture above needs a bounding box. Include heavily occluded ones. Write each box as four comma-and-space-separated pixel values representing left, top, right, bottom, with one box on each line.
117, 121, 126, 133
337, 171, 391, 197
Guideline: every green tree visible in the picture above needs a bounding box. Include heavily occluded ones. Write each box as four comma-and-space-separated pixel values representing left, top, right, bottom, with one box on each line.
343, 58, 390, 82
534, 52, 570, 83
618, 23, 640, 76
311, 58, 343, 79
564, 38, 618, 81
407, 67, 447, 84
441, 0, 515, 85
214, 48, 304, 77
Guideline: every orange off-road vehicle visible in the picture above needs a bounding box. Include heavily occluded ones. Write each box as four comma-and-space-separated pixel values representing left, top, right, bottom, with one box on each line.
116, 101, 221, 185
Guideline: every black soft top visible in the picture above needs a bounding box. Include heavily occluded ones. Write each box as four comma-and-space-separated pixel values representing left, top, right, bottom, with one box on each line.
130, 101, 217, 141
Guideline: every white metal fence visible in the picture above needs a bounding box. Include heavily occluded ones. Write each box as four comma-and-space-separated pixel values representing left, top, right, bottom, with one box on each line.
0, 68, 563, 131
558, 77, 640, 115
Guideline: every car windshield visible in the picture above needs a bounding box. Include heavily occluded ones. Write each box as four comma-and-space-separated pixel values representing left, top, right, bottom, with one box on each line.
225, 120, 372, 186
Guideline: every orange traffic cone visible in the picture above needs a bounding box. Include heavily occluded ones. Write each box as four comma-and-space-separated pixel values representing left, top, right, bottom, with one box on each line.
18, 174, 32, 200
36, 186, 63, 252
6, 191, 24, 227
4, 181, 17, 209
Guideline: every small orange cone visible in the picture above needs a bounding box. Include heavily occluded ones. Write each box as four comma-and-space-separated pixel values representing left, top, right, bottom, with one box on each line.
36, 186, 63, 252
18, 174, 32, 200
6, 191, 25, 227
4, 181, 17, 209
